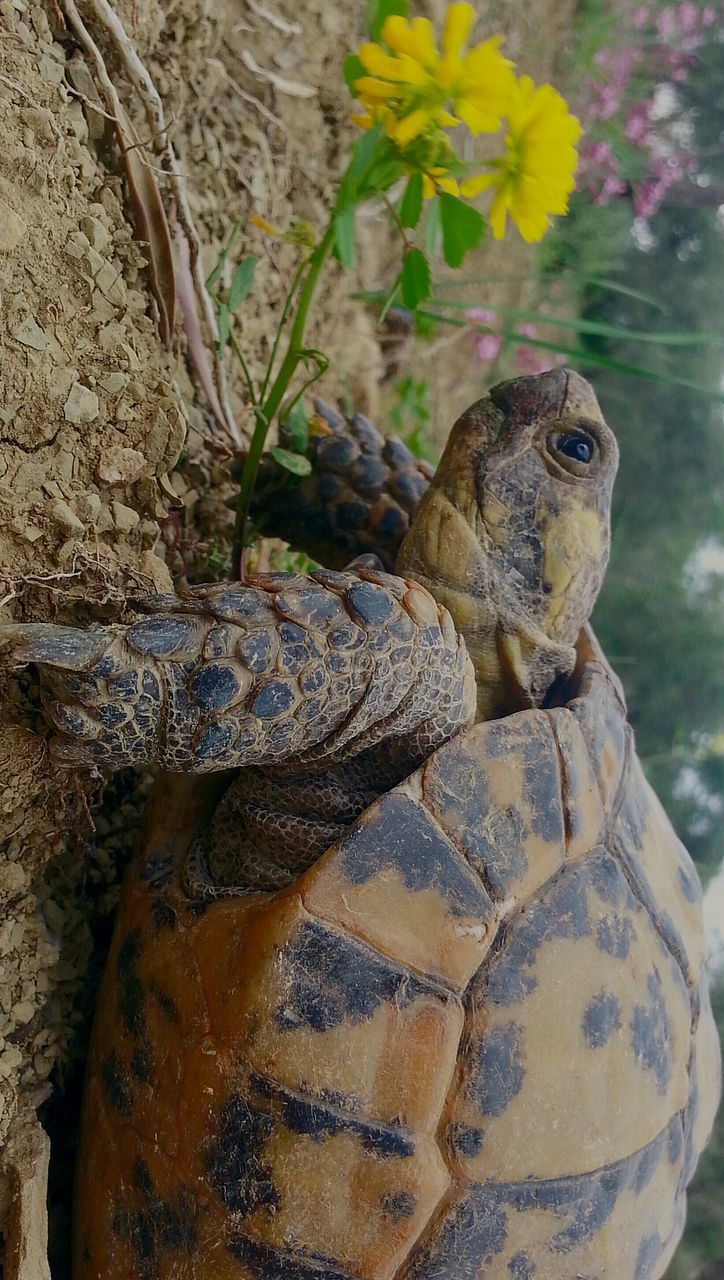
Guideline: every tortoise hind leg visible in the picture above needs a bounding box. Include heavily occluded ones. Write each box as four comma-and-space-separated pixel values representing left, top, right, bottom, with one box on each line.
240, 400, 433, 570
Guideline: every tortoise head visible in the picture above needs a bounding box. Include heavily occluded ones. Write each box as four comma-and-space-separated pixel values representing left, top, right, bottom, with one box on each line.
396, 368, 619, 717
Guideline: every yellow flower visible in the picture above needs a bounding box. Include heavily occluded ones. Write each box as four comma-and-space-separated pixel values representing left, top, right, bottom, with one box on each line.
354, 3, 515, 146
249, 214, 280, 236
462, 75, 582, 241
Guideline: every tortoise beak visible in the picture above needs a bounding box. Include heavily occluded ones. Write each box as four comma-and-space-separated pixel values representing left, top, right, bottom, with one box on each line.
489, 368, 605, 427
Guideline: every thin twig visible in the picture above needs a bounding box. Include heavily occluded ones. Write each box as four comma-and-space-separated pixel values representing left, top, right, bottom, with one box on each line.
65, 0, 242, 447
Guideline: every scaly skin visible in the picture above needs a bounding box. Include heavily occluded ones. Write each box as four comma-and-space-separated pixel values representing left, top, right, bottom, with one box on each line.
244, 399, 434, 571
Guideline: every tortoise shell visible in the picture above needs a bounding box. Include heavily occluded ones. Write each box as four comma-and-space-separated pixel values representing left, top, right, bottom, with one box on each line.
73, 627, 720, 1280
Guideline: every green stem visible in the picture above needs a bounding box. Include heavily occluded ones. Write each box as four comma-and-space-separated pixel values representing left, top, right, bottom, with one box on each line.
260, 258, 307, 404
232, 221, 336, 576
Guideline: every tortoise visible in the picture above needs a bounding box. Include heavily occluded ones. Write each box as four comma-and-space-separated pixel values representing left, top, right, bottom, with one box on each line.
8, 369, 720, 1280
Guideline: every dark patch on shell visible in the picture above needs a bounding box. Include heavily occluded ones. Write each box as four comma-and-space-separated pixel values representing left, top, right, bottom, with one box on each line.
100, 1051, 133, 1115
634, 1231, 662, 1280
275, 919, 438, 1032
112, 1185, 197, 1280
630, 969, 673, 1095
381, 1190, 417, 1220
468, 1022, 525, 1117
596, 914, 636, 959
509, 1252, 535, 1279
337, 793, 494, 923
250, 1074, 415, 1159
449, 1123, 484, 1157
205, 1092, 279, 1215
226, 1234, 354, 1280
582, 991, 621, 1048
405, 1193, 507, 1279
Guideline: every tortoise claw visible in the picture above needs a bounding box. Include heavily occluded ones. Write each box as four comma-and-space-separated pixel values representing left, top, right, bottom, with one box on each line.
0, 624, 111, 671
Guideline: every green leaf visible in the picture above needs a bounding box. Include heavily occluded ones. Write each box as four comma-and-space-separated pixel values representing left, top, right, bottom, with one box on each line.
343, 53, 365, 93
333, 207, 356, 268
228, 255, 258, 311
342, 124, 384, 203
205, 220, 240, 292
270, 446, 313, 476
423, 196, 441, 256
362, 157, 402, 194
367, 0, 408, 40
217, 301, 230, 351
285, 400, 308, 453
400, 248, 431, 310
400, 173, 423, 229
439, 194, 485, 268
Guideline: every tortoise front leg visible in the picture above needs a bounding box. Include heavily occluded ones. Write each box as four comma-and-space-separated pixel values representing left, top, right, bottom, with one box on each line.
6, 567, 474, 776
243, 401, 433, 570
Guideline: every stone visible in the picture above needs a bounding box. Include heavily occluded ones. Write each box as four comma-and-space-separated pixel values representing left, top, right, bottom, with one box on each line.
63, 382, 99, 423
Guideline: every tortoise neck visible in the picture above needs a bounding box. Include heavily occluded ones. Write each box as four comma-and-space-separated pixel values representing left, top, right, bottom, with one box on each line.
396, 487, 576, 718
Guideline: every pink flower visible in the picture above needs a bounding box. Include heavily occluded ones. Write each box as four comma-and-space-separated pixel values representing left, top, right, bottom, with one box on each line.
657, 5, 678, 37
518, 323, 538, 339
595, 175, 627, 205
590, 140, 614, 164
474, 333, 502, 362
595, 84, 621, 121
464, 308, 496, 327
625, 103, 651, 143
515, 345, 565, 376
631, 5, 649, 29
677, 1, 699, 32
701, 6, 716, 24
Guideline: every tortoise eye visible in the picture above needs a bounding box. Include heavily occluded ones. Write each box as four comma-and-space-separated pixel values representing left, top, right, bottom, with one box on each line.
548, 430, 597, 474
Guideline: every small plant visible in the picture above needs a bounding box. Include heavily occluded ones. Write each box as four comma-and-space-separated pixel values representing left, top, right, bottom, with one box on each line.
387, 375, 435, 460
205, 0, 582, 575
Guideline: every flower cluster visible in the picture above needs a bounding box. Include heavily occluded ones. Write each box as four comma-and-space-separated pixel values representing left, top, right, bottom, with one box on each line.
575, 0, 718, 220
464, 309, 566, 376
350, 4, 581, 243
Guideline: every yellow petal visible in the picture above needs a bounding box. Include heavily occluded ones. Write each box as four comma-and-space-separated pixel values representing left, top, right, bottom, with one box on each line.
459, 173, 496, 197
422, 173, 436, 198
439, 110, 460, 127
392, 107, 433, 146
351, 112, 373, 129
358, 44, 427, 85
380, 15, 418, 57
410, 17, 439, 66
437, 175, 460, 195
489, 188, 509, 239
354, 75, 399, 100
442, 3, 475, 58
455, 98, 502, 134
463, 36, 514, 81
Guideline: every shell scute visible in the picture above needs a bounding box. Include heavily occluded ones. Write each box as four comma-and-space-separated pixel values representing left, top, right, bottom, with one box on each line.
683, 975, 722, 1182
615, 752, 707, 987
568, 659, 628, 812
420, 711, 566, 904
300, 785, 496, 989
185, 891, 463, 1135
447, 850, 691, 1184
406, 1117, 686, 1280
